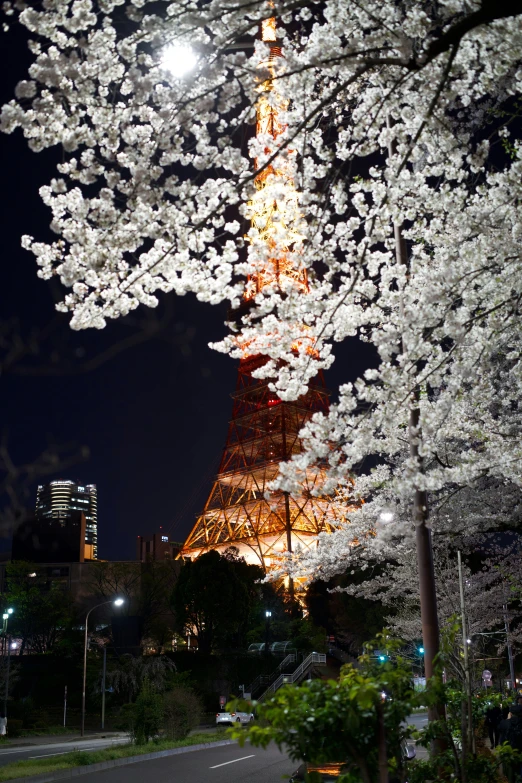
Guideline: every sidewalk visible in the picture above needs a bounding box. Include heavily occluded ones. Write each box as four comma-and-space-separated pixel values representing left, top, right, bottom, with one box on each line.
0, 731, 127, 748
0, 724, 220, 749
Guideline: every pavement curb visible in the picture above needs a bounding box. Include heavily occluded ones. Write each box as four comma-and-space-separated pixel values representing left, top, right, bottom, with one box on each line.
3, 739, 237, 783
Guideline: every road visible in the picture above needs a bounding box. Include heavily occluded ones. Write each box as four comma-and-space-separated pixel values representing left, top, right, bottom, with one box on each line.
406, 711, 429, 732
67, 740, 293, 783
0, 716, 428, 775
0, 735, 129, 767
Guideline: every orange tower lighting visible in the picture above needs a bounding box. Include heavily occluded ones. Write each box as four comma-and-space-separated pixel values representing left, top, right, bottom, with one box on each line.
180, 11, 353, 580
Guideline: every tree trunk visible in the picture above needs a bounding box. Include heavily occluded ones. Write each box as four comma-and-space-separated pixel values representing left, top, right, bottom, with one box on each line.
387, 114, 445, 753
411, 400, 446, 757
376, 701, 389, 783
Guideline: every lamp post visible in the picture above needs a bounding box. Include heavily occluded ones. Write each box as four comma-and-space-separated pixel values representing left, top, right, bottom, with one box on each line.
81, 599, 124, 737
264, 611, 272, 656
418, 647, 425, 678
2, 608, 13, 656
2, 609, 14, 719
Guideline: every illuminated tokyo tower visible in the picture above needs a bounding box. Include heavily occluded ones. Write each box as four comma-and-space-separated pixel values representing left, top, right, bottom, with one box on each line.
180, 14, 350, 577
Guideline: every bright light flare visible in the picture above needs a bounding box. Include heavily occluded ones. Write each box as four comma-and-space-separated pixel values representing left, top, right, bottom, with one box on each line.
161, 44, 198, 78
114, 598, 124, 607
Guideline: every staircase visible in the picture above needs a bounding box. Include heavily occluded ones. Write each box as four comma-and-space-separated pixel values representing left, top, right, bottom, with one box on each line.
246, 653, 296, 698
257, 652, 327, 702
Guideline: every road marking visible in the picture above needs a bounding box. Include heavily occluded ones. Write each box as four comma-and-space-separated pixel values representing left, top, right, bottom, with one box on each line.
210, 755, 255, 769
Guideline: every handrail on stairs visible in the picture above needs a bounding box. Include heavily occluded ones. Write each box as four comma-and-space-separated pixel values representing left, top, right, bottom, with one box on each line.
257, 652, 326, 702
246, 652, 297, 696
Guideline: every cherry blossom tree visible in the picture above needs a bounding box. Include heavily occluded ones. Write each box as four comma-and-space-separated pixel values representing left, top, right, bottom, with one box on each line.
2, 0, 522, 709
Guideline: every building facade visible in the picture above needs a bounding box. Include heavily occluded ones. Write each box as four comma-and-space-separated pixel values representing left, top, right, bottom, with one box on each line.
35, 480, 98, 559
137, 532, 182, 561
13, 512, 87, 563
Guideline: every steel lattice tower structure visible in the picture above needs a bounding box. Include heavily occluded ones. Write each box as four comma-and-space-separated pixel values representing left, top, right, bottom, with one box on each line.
181, 14, 350, 574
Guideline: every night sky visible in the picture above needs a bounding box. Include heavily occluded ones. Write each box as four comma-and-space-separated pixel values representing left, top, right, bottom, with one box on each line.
0, 22, 370, 561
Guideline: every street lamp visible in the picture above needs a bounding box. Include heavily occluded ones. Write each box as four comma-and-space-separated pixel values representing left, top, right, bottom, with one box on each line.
264, 611, 272, 655
161, 43, 198, 78
418, 646, 425, 677
2, 608, 14, 718
2, 608, 13, 636
81, 598, 124, 737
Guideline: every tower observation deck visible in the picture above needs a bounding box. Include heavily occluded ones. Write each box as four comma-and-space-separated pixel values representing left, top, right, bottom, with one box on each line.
180, 13, 351, 576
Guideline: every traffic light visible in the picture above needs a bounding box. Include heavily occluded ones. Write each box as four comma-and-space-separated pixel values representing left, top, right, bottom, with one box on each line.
379, 655, 387, 662
418, 647, 424, 655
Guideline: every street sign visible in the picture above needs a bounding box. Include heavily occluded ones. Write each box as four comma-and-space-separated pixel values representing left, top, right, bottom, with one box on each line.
219, 696, 226, 707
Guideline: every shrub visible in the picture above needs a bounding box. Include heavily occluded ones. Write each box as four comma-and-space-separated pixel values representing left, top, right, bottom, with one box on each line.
132, 680, 163, 745
7, 719, 23, 738
113, 703, 136, 733
163, 686, 202, 741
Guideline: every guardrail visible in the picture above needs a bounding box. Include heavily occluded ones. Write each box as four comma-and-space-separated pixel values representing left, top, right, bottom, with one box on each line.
257, 652, 326, 702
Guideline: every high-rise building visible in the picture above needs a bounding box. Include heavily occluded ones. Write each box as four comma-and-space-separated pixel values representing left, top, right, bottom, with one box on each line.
35, 480, 98, 559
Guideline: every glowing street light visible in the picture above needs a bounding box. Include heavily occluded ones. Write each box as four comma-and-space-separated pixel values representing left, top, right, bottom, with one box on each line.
81, 598, 125, 737
265, 610, 272, 656
2, 608, 15, 717
2, 608, 14, 635
161, 43, 198, 78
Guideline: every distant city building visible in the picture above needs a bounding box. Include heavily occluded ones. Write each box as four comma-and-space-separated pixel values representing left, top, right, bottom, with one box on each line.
35, 480, 98, 559
137, 532, 182, 561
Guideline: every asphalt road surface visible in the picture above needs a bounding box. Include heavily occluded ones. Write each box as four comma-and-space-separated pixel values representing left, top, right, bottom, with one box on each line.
69, 741, 293, 783
406, 711, 429, 731
0, 736, 129, 767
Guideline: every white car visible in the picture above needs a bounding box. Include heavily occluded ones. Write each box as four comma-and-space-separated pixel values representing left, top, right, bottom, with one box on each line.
216, 710, 254, 725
